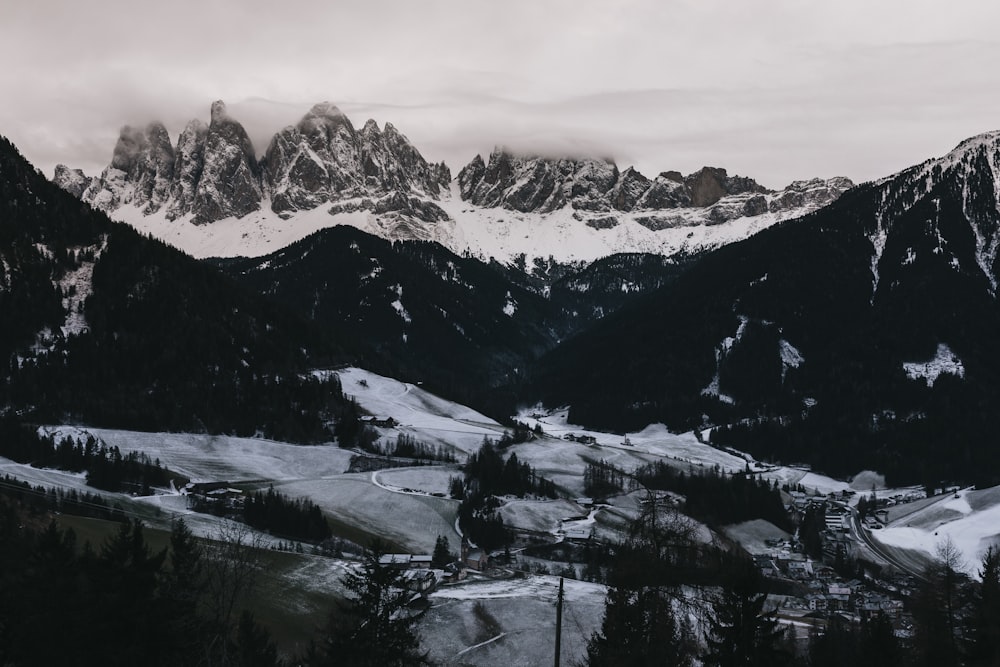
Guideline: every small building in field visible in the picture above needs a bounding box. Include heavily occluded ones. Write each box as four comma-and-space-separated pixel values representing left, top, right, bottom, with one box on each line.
465, 549, 488, 571
379, 553, 412, 569
361, 416, 398, 428
410, 554, 433, 569
402, 569, 437, 593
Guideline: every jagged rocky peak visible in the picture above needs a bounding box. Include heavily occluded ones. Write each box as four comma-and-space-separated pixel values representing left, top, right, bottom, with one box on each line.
458, 154, 486, 200
267, 102, 448, 218
191, 100, 261, 224
135, 122, 176, 214
166, 119, 208, 220
52, 164, 94, 198
78, 121, 176, 214
110, 125, 149, 174
265, 101, 361, 214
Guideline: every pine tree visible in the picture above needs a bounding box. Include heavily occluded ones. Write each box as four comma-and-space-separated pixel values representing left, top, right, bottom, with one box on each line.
704, 559, 790, 667
858, 612, 904, 667
966, 546, 1000, 666
912, 537, 966, 667
310, 540, 430, 666
235, 611, 283, 667
161, 518, 205, 662
431, 534, 452, 569
585, 586, 694, 666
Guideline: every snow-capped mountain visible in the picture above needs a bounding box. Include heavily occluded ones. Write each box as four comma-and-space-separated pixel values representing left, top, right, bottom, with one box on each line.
53, 101, 851, 265
530, 130, 1000, 487
55, 100, 450, 229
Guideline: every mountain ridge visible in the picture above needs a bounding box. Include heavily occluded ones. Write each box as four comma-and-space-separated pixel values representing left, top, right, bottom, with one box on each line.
53, 100, 852, 266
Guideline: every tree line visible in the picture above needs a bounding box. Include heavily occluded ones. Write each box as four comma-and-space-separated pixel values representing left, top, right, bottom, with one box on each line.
0, 418, 178, 493
453, 438, 557, 551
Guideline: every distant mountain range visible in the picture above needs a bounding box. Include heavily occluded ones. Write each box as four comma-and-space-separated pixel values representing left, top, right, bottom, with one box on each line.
53, 101, 852, 266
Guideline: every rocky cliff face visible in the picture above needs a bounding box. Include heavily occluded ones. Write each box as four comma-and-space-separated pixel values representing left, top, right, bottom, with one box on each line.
458, 149, 852, 226
457, 150, 619, 213
52, 164, 95, 198
76, 122, 176, 214
263, 103, 450, 219
166, 120, 208, 221
190, 101, 262, 225
71, 101, 450, 225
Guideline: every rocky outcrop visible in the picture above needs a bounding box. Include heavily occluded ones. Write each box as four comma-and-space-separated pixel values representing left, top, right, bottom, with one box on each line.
52, 165, 95, 198
458, 149, 853, 226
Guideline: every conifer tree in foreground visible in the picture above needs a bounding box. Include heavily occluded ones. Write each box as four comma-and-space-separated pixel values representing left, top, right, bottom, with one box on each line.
309, 539, 430, 666
703, 558, 790, 667
965, 545, 1000, 666
585, 586, 694, 667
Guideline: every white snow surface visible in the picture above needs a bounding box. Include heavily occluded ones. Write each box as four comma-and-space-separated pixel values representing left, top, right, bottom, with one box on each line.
109, 177, 835, 268
40, 426, 354, 482
327, 367, 507, 456
903, 343, 965, 387
423, 575, 606, 667
874, 486, 1000, 578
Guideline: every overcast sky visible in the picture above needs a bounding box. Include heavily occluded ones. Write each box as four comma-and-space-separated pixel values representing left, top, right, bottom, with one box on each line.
3, 0, 999, 188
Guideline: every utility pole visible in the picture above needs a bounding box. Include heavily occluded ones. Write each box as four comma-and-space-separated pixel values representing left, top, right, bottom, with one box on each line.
554, 576, 564, 667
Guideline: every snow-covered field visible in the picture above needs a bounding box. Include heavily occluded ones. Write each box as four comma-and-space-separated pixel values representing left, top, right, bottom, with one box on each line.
422, 575, 606, 667
330, 367, 507, 456
15, 365, 1000, 579
499, 498, 589, 535
272, 473, 459, 553
874, 486, 1000, 577
374, 466, 458, 496
722, 520, 792, 555
40, 426, 354, 483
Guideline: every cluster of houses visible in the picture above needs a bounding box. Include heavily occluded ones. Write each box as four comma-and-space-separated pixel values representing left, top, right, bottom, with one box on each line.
183, 481, 245, 511
360, 416, 398, 428
754, 549, 906, 621
755, 487, 930, 634
562, 433, 597, 445
375, 541, 495, 596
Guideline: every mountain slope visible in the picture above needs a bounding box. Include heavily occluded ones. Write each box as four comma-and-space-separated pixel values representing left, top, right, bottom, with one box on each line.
0, 135, 348, 440
529, 132, 1000, 487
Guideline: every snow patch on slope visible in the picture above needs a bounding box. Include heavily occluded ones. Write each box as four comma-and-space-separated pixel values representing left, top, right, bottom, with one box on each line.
108, 174, 842, 268
903, 343, 965, 387
701, 315, 749, 404
390, 284, 411, 323
778, 339, 804, 381
502, 291, 517, 317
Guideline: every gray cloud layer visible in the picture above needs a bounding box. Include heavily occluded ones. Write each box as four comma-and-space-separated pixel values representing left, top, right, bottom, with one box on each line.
3, 0, 999, 187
